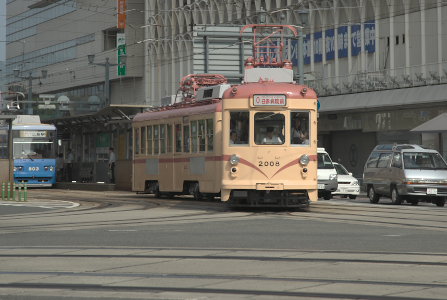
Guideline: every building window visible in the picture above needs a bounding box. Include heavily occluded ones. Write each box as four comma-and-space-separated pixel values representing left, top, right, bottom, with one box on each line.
395, 35, 399, 45
103, 27, 122, 51
402, 34, 405, 44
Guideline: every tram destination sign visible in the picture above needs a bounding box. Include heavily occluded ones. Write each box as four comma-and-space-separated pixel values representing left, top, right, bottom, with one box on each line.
253, 94, 287, 106
20, 131, 47, 138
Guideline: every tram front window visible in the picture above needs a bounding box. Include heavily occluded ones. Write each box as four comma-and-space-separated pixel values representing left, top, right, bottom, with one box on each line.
291, 111, 310, 145
13, 137, 55, 159
229, 112, 249, 145
254, 112, 285, 145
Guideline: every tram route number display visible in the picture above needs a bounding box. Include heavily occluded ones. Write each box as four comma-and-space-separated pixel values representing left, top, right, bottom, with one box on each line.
253, 94, 286, 106
259, 161, 280, 167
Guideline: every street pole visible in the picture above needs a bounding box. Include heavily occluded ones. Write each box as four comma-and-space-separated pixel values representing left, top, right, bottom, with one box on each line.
298, 27, 304, 85
27, 72, 33, 114
105, 57, 110, 107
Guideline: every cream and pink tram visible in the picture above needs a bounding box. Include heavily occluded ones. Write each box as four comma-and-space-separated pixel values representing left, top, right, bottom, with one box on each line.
132, 25, 318, 208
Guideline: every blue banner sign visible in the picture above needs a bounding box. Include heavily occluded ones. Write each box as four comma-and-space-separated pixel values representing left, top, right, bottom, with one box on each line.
292, 21, 375, 65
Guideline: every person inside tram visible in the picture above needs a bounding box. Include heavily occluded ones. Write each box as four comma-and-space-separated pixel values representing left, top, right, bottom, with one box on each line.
291, 118, 305, 144
262, 127, 282, 144
230, 130, 238, 145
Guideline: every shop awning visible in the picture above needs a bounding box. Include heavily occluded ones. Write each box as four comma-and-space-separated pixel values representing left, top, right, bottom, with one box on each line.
318, 84, 447, 113
411, 113, 447, 132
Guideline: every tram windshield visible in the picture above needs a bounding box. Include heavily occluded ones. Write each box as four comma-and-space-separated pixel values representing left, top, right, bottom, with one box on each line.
13, 130, 56, 159
254, 112, 285, 145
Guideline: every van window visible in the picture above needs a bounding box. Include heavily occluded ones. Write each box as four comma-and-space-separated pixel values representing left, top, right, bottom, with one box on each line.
392, 152, 402, 168
377, 153, 392, 168
403, 152, 447, 170
318, 153, 334, 169
366, 152, 380, 168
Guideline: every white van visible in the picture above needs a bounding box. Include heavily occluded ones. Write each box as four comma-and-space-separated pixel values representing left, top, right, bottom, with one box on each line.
363, 144, 447, 206
317, 148, 338, 200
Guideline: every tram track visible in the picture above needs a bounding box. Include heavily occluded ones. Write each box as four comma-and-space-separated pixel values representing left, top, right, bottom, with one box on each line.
0, 247, 446, 300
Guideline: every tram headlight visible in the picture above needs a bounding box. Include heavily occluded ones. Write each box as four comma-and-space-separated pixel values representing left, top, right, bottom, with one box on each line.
14, 166, 24, 172
230, 154, 240, 165
299, 154, 310, 166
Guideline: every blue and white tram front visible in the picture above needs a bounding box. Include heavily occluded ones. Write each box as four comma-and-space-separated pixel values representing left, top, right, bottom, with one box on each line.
12, 123, 57, 187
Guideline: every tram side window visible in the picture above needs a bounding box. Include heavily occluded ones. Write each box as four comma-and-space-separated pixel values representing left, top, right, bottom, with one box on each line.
191, 121, 198, 152
183, 125, 190, 153
254, 112, 285, 145
147, 126, 152, 155
230, 112, 249, 145
291, 111, 310, 145
134, 128, 140, 154
167, 124, 173, 153
153, 125, 159, 154
206, 119, 214, 152
175, 124, 182, 153
198, 120, 206, 152
160, 124, 166, 154
140, 126, 146, 154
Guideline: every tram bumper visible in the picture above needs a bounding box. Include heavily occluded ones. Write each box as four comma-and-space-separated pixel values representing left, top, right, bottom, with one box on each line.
222, 182, 317, 208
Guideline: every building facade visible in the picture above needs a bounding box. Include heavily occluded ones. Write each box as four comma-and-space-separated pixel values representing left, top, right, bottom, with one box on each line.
4, 0, 447, 186
5, 0, 147, 188
141, 0, 447, 178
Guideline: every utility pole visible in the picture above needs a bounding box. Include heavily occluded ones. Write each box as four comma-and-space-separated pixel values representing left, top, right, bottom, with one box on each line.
13, 69, 47, 115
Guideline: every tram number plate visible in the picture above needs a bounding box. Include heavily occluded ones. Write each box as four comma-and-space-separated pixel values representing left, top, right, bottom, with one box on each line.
318, 184, 325, 189
427, 188, 437, 195
256, 183, 284, 190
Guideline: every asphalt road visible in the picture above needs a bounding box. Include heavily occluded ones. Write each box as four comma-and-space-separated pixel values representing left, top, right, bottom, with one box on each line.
1, 189, 447, 300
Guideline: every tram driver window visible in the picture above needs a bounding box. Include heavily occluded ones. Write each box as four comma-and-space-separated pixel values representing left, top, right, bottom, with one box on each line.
291, 112, 310, 145
229, 111, 249, 145
254, 112, 285, 145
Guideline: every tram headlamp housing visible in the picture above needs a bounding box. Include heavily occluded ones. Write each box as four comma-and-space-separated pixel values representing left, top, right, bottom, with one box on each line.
14, 166, 24, 172
299, 154, 310, 166
230, 154, 240, 165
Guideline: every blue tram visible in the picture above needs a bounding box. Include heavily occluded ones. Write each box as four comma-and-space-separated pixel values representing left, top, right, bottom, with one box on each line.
12, 115, 57, 187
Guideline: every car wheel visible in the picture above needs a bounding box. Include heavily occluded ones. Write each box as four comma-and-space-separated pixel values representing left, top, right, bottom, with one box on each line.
348, 195, 357, 200
323, 193, 331, 200
368, 186, 380, 204
390, 187, 402, 205
435, 198, 446, 207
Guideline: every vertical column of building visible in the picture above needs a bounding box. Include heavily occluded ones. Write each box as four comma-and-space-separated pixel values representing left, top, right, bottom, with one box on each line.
420, 0, 426, 77
333, 1, 339, 86
389, 0, 395, 77
436, 0, 443, 77
373, 1, 380, 72
404, 2, 410, 76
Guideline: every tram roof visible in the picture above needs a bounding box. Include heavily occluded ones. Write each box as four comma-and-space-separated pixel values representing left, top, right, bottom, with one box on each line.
222, 82, 317, 99
134, 102, 222, 122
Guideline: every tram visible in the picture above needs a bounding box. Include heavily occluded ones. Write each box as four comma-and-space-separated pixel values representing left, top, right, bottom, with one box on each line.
132, 25, 318, 208
12, 115, 57, 187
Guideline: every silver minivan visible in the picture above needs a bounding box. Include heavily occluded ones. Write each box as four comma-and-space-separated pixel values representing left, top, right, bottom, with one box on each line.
363, 144, 447, 206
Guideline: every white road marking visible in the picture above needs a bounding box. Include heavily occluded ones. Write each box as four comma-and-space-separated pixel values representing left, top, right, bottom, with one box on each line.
0, 201, 79, 209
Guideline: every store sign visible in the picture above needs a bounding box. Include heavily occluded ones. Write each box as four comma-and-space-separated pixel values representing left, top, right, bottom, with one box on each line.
117, 33, 126, 76
253, 95, 287, 106
117, 0, 127, 29
20, 131, 47, 138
